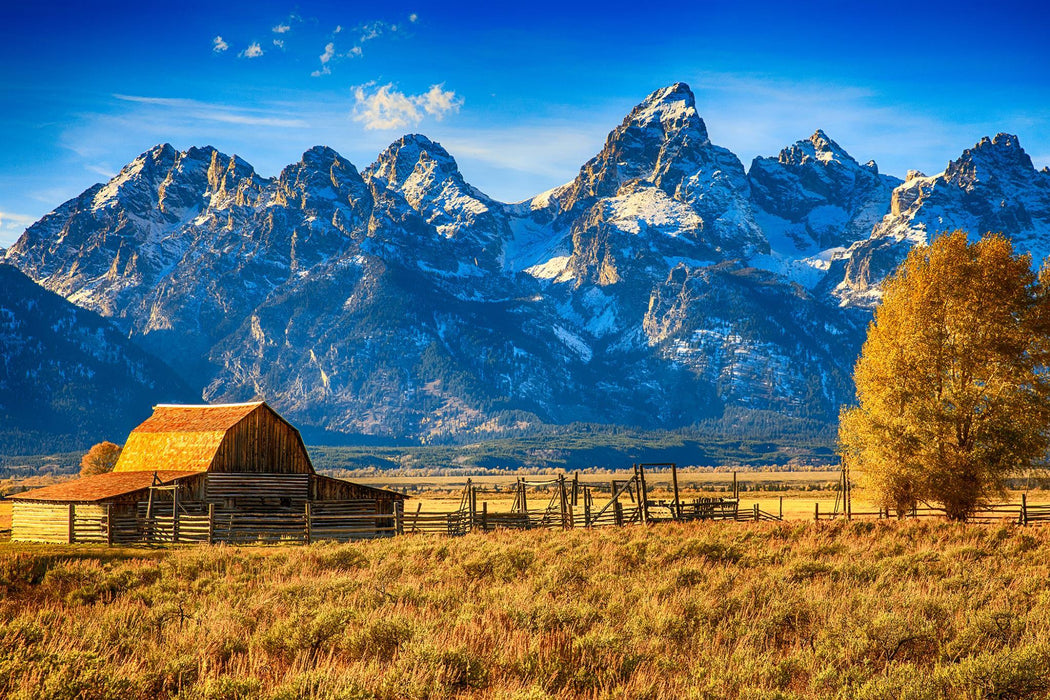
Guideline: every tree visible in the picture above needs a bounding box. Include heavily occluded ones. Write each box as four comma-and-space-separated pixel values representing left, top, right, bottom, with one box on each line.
839, 231, 1050, 520
80, 441, 122, 477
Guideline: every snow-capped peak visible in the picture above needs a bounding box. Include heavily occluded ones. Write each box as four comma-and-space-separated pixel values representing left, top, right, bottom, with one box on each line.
366, 134, 461, 191
777, 129, 855, 167
623, 82, 709, 145
945, 132, 1036, 186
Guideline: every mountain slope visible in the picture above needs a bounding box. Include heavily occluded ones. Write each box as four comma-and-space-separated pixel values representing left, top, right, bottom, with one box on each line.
0, 264, 191, 453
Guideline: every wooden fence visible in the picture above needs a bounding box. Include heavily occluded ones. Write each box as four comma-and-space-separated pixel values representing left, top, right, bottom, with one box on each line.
13, 499, 401, 545
397, 465, 782, 537
814, 494, 1050, 525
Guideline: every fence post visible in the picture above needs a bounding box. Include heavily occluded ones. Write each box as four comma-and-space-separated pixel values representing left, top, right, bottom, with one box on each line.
172, 488, 180, 544
305, 502, 313, 544
614, 500, 624, 527
779, 496, 783, 520
207, 503, 215, 545
584, 492, 592, 528
733, 471, 738, 500
753, 503, 759, 522
481, 502, 488, 532
1022, 493, 1028, 526
68, 504, 75, 544
395, 500, 404, 536
105, 504, 113, 547
814, 502, 819, 522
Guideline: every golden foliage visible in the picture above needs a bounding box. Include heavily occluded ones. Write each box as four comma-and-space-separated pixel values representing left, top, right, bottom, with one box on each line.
79, 442, 122, 477
840, 231, 1050, 520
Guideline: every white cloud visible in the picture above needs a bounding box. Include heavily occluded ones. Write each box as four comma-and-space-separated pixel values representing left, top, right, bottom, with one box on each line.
320, 42, 335, 64
352, 83, 462, 131
212, 36, 229, 53
409, 13, 418, 22
272, 23, 290, 33
348, 46, 362, 57
273, 39, 284, 49
311, 42, 336, 77
239, 42, 264, 59
334, 25, 343, 33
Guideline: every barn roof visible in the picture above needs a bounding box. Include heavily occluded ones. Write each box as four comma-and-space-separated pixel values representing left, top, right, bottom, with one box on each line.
9, 471, 198, 503
113, 401, 299, 474
132, 402, 263, 433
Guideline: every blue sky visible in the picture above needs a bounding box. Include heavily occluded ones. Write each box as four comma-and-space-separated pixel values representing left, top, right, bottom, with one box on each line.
2, 0, 1049, 247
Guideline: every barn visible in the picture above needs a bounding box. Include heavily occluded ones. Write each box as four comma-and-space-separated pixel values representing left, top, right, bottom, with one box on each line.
10, 401, 406, 544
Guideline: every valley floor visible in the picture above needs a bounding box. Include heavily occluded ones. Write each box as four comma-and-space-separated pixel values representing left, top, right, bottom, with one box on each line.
2, 520, 1050, 699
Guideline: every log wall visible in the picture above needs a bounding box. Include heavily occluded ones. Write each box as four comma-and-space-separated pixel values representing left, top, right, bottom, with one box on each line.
12, 502, 71, 543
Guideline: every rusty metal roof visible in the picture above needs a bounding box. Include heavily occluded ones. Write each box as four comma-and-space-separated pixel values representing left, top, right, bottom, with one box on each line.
9, 471, 199, 503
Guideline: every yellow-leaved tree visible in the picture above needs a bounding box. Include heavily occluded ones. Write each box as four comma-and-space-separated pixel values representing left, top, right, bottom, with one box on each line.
839, 231, 1050, 520
80, 441, 122, 477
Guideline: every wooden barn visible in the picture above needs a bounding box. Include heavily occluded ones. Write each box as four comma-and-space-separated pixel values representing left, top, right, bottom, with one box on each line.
10, 401, 406, 545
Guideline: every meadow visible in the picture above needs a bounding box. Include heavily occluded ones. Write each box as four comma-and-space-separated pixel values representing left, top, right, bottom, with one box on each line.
2, 520, 1050, 699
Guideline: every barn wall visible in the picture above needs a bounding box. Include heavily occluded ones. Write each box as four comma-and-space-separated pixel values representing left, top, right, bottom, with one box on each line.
12, 502, 71, 543
312, 475, 403, 513
205, 474, 310, 507
211, 407, 313, 474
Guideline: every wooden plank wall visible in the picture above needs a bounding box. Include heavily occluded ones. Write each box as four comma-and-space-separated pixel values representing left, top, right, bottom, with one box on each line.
71, 505, 109, 544
210, 406, 313, 474
206, 474, 310, 503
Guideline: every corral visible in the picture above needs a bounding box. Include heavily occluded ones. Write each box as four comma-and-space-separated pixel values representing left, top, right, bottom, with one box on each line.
9, 402, 406, 544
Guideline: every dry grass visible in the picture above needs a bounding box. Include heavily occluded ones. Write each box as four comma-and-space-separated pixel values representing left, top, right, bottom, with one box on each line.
3, 521, 1050, 698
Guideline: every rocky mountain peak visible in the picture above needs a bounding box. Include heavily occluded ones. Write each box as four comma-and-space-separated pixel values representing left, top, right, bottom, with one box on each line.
366, 134, 460, 192
561, 82, 738, 212
946, 132, 1035, 186
277, 146, 367, 209
778, 129, 855, 168
623, 82, 710, 144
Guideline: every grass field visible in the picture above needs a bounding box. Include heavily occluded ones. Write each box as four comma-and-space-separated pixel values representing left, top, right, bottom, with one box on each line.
2, 521, 1050, 698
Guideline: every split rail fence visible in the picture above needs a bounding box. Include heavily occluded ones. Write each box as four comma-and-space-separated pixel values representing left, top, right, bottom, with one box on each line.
814, 493, 1050, 525
400, 462, 782, 537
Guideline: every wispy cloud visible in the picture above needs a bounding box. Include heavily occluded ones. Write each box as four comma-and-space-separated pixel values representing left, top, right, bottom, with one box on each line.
239, 42, 264, 59
0, 210, 38, 244
272, 23, 290, 34
85, 164, 117, 179
273, 39, 284, 49
113, 95, 308, 128
352, 83, 462, 130
212, 36, 229, 53
409, 13, 418, 23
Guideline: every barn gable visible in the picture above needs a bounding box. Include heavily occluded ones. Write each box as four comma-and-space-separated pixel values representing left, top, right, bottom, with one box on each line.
114, 402, 313, 475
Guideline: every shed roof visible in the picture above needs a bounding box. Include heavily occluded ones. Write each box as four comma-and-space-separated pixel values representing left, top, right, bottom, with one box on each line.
9, 471, 198, 503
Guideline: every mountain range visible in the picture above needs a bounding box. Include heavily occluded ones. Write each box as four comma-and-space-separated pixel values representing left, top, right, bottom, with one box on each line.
4, 82, 1050, 453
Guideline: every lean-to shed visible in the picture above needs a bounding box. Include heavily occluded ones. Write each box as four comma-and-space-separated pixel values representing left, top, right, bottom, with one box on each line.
10, 401, 405, 544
